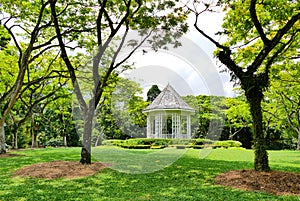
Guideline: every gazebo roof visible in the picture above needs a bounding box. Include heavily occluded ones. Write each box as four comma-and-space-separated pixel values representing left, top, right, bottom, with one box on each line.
143, 84, 195, 113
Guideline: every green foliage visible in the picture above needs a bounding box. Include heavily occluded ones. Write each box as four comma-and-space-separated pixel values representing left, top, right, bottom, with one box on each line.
97, 78, 149, 140
0, 24, 10, 48
45, 138, 64, 147
193, 138, 215, 145
120, 144, 151, 149
146, 84, 161, 102
264, 62, 300, 149
101, 139, 124, 146
225, 96, 252, 128
221, 0, 299, 69
214, 140, 242, 148
183, 95, 226, 139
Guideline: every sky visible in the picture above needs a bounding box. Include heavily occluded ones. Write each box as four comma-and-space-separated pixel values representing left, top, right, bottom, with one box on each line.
120, 10, 235, 99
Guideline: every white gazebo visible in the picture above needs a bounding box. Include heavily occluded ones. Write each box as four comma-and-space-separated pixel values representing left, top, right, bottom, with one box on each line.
143, 84, 195, 139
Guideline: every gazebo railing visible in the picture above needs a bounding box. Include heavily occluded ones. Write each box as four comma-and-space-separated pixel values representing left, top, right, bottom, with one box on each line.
149, 134, 189, 139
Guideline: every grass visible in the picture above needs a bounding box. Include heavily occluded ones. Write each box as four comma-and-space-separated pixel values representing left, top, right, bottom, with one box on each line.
0, 147, 300, 201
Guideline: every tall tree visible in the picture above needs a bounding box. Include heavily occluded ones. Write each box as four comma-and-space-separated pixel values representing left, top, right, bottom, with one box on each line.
0, 1, 63, 153
187, 0, 299, 171
147, 85, 161, 102
50, 0, 188, 164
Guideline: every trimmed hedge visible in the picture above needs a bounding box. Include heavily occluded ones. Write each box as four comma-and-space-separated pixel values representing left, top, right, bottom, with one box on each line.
193, 138, 214, 145
102, 138, 242, 149
102, 140, 124, 146
213, 140, 242, 148
120, 145, 151, 149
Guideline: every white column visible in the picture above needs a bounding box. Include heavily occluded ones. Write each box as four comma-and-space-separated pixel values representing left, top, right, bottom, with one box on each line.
172, 114, 175, 138
147, 115, 151, 138
177, 114, 181, 137
155, 113, 162, 138
187, 115, 191, 139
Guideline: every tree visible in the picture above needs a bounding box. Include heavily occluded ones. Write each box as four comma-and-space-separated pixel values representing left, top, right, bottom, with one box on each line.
187, 0, 299, 171
0, 1, 64, 153
147, 85, 161, 102
96, 77, 148, 141
183, 95, 225, 139
225, 96, 252, 140
264, 63, 300, 150
50, 0, 188, 164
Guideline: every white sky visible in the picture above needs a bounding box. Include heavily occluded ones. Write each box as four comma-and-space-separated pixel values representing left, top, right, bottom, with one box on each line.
120, 10, 235, 99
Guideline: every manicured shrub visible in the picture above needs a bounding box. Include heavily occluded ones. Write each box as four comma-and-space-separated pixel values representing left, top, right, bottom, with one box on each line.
213, 140, 242, 148
175, 145, 191, 149
193, 138, 215, 145
102, 140, 124, 146
169, 139, 193, 145
191, 145, 204, 149
120, 145, 151, 149
150, 145, 166, 149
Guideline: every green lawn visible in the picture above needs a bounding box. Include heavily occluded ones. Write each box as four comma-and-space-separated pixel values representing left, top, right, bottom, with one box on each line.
0, 147, 300, 201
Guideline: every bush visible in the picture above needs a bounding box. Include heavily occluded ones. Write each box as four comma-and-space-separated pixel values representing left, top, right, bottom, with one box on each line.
192, 145, 204, 149
102, 138, 171, 149
45, 138, 64, 147
193, 138, 215, 145
120, 145, 151, 149
213, 140, 242, 148
150, 145, 165, 149
169, 139, 193, 145
102, 140, 124, 146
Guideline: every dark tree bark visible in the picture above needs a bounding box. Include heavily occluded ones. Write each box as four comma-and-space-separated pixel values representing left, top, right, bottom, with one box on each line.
245, 84, 270, 171
80, 108, 94, 164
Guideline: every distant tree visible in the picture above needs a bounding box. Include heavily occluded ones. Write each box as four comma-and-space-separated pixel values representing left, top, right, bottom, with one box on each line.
183, 95, 225, 139
264, 63, 300, 150
97, 77, 148, 141
147, 85, 161, 102
225, 96, 252, 140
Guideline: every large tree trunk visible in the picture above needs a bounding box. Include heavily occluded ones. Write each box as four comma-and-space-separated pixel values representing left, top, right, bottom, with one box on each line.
80, 109, 93, 164
246, 88, 270, 171
0, 124, 6, 154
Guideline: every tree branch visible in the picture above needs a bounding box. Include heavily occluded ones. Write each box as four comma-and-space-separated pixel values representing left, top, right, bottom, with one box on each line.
249, 0, 270, 46
50, 0, 88, 113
